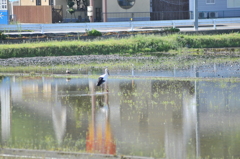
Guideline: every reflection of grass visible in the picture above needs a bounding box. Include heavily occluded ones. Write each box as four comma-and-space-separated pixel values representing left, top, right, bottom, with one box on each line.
1, 72, 240, 83
3, 136, 86, 152
217, 81, 228, 88
162, 101, 175, 105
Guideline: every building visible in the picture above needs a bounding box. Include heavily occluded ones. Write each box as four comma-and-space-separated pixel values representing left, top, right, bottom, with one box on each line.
0, 0, 9, 24
189, 0, 240, 19
11, 0, 189, 23
151, 0, 189, 20
8, 0, 240, 24
16, 0, 150, 23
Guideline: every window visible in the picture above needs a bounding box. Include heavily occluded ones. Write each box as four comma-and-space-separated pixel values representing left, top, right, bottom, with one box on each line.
49, 0, 54, 5
0, 0, 7, 10
36, 0, 41, 5
227, 0, 240, 8
206, 0, 215, 4
150, 0, 152, 12
117, 0, 135, 9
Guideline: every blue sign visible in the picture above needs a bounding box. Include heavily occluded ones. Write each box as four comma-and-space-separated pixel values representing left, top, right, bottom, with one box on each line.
0, 10, 9, 25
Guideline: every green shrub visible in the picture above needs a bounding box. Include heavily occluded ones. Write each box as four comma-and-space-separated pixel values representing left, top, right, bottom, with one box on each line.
164, 27, 180, 32
0, 31, 6, 40
68, 8, 75, 14
86, 29, 102, 36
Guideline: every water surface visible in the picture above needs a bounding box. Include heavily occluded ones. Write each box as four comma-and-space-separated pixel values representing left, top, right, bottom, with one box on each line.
1, 74, 240, 158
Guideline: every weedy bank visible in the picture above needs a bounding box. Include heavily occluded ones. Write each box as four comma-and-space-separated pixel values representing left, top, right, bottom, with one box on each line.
0, 32, 240, 74
0, 32, 240, 58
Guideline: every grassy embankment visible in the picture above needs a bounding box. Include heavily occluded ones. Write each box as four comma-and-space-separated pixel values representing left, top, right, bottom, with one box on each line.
1, 32, 240, 57
0, 32, 240, 73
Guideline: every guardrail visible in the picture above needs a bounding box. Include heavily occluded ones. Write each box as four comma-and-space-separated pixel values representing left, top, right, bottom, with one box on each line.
0, 18, 240, 34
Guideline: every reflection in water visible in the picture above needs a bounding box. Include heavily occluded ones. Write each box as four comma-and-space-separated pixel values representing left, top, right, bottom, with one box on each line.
1, 76, 240, 158
111, 63, 240, 78
86, 80, 116, 154
1, 77, 11, 142
66, 78, 71, 82
164, 81, 197, 159
52, 84, 67, 145
132, 64, 134, 76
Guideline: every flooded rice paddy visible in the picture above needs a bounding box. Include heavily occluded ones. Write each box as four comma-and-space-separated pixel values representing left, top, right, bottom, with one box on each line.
1, 65, 240, 159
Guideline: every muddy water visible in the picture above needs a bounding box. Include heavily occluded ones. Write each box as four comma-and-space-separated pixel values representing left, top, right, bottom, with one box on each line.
1, 75, 240, 159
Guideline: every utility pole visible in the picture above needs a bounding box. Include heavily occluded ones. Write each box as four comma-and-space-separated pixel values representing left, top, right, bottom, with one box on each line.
102, 0, 107, 22
88, 0, 94, 22
194, 0, 198, 31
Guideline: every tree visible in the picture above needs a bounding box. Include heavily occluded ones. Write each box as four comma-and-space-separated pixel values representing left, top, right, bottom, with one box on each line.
67, 0, 75, 21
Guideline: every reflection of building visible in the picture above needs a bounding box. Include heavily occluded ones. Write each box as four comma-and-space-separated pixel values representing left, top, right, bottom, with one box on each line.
3, 76, 240, 158
86, 80, 116, 155
1, 77, 11, 142
109, 79, 198, 158
164, 81, 197, 159
52, 84, 67, 145
0, 76, 198, 158
86, 108, 116, 154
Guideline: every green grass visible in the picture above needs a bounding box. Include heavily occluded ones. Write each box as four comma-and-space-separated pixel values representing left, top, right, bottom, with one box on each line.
1, 32, 240, 58
0, 32, 240, 74
0, 52, 239, 74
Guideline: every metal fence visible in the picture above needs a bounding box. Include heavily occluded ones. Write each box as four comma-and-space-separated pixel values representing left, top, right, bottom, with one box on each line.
150, 11, 190, 21
103, 10, 240, 22
52, 5, 63, 23
1, 18, 240, 34
104, 11, 190, 22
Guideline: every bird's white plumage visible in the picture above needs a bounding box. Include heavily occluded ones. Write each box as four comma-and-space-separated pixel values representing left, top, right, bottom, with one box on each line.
97, 68, 109, 86
66, 69, 71, 74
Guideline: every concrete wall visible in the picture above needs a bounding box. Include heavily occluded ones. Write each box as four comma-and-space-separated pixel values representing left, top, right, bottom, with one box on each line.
198, 0, 240, 11
41, 0, 49, 6
20, 0, 50, 6
190, 0, 240, 18
13, 1, 20, 6
107, 0, 150, 12
20, 0, 35, 6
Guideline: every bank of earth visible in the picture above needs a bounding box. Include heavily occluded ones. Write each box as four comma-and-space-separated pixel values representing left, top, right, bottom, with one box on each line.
0, 31, 240, 75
